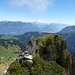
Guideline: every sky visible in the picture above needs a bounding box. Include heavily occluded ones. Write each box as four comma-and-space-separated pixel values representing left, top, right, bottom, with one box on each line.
0, 0, 75, 25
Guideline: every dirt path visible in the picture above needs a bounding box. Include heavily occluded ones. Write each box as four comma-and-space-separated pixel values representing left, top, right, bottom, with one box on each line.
0, 58, 16, 75
0, 63, 8, 74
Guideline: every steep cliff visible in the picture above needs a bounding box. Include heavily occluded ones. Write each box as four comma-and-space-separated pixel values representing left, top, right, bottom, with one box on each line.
7, 34, 72, 75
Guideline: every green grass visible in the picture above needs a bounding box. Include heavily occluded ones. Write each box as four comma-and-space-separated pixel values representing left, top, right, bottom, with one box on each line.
0, 50, 19, 64
0, 50, 17, 57
0, 39, 22, 64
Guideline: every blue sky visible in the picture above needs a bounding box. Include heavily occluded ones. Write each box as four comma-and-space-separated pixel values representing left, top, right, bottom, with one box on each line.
0, 0, 75, 24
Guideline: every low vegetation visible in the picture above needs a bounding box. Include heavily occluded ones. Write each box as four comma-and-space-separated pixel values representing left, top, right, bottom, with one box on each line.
8, 56, 70, 75
7, 34, 72, 75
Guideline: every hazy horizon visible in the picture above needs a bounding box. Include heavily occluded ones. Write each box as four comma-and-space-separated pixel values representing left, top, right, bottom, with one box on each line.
0, 0, 75, 25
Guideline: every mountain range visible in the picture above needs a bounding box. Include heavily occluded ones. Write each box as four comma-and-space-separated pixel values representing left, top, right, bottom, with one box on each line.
0, 21, 67, 35
0, 21, 75, 74
0, 21, 75, 55
0, 31, 74, 55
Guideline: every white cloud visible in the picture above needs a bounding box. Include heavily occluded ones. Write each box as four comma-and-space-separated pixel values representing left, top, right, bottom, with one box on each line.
19, 18, 32, 22
9, 0, 55, 12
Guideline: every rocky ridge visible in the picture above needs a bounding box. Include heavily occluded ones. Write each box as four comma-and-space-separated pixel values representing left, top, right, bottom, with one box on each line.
6, 34, 72, 75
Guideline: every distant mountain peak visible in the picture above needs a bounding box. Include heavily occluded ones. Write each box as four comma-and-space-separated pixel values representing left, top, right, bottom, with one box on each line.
60, 25, 75, 33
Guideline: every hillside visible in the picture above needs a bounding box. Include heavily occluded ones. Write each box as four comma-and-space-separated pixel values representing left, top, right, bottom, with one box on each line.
0, 32, 46, 45
7, 34, 72, 75
14, 32, 47, 45
57, 32, 75, 54
0, 21, 67, 35
0, 39, 24, 63
1, 32, 75, 55
0, 39, 24, 74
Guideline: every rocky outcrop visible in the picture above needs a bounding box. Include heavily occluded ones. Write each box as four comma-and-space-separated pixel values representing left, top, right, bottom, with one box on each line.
25, 34, 72, 73
16, 52, 33, 63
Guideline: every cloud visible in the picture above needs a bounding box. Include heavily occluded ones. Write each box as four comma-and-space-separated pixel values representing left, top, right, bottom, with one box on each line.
9, 0, 55, 12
